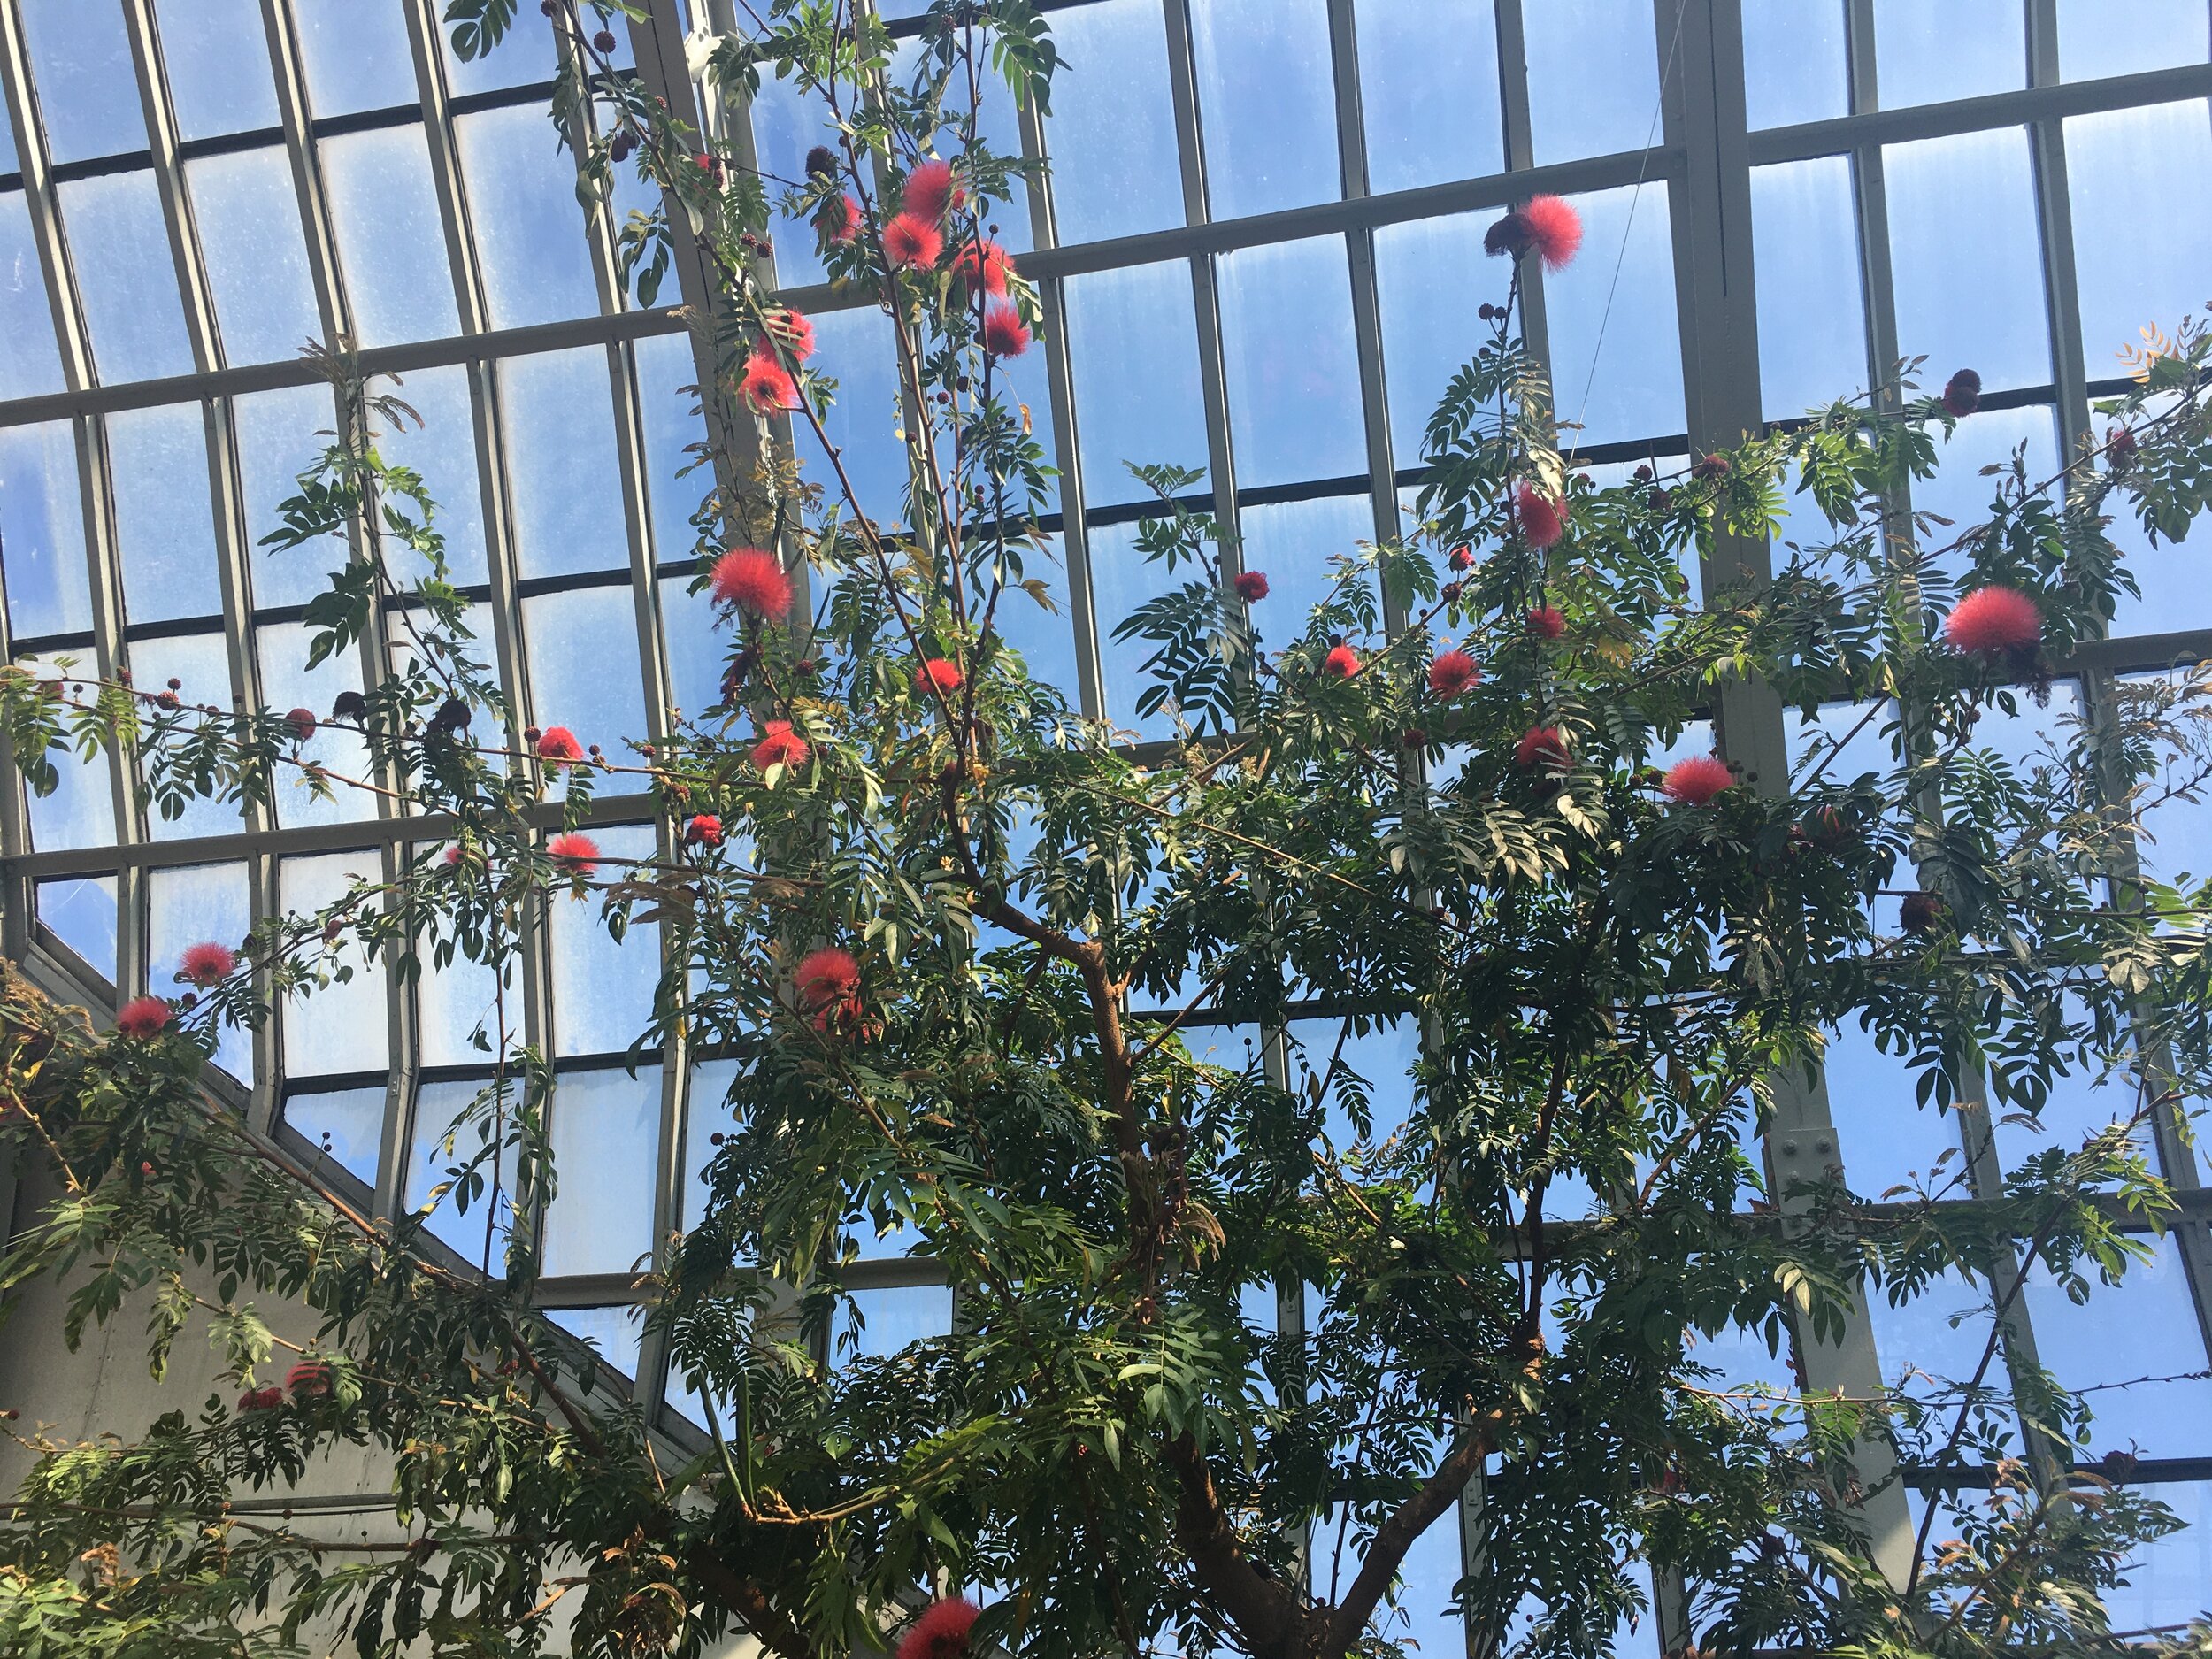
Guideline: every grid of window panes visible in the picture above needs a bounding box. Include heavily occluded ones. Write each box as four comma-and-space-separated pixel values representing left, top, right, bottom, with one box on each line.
4, 0, 2212, 1638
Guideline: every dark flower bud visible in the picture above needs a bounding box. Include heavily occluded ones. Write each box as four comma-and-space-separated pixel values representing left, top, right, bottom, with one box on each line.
166, 676, 183, 690
1900, 890, 1944, 935
805, 144, 840, 180
2108, 425, 2138, 469
1632, 464, 1653, 482
1401, 728, 1429, 749
1647, 488, 1672, 511
1941, 367, 1981, 418
1693, 454, 1731, 480
1484, 210, 1534, 260
1440, 580, 1463, 602
1478, 302, 1497, 320
332, 690, 367, 722
593, 28, 616, 51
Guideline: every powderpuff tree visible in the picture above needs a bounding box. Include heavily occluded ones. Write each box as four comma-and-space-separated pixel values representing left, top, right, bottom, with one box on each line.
7, 9, 2212, 1659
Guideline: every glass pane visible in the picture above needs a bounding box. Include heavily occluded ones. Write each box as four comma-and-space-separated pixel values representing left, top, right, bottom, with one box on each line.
321, 125, 461, 347
680, 1056, 739, 1235
1188, 0, 1337, 221
985, 530, 1079, 704
2068, 103, 2212, 380
658, 572, 727, 731
415, 909, 507, 1071
20, 0, 144, 165
109, 403, 218, 626
376, 363, 488, 588
148, 859, 252, 1080
1911, 405, 2058, 588
1044, 0, 1182, 243
541, 1064, 661, 1278
236, 383, 342, 611
406, 1075, 519, 1265
747, 74, 839, 288
1357, 0, 1502, 193
835, 1284, 953, 1361
1873, 0, 2024, 107
547, 823, 659, 1058
187, 147, 319, 368
293, 0, 419, 118
524, 584, 646, 757
1064, 258, 1208, 508
1751, 157, 1867, 419
0, 193, 66, 398
37, 874, 118, 982
1374, 212, 1487, 465
1086, 517, 1177, 740
442, 6, 560, 96
549, 1305, 643, 1379
1238, 495, 1373, 652
0, 420, 89, 640
1866, 1267, 2009, 1414
279, 849, 389, 1075
1823, 1018, 1969, 1201
130, 630, 244, 841
794, 304, 907, 523
2028, 1234, 2212, 1457
256, 618, 373, 827
62, 171, 196, 383
1885, 128, 2049, 396
457, 103, 599, 329
280, 1085, 383, 1188
16, 654, 115, 852
500, 346, 626, 580
2060, 0, 2208, 81
1525, 0, 1659, 165
634, 331, 707, 565
2102, 1480, 2212, 1634
155, 0, 280, 141
1741, 0, 1848, 129
1543, 181, 1684, 448
2125, 671, 2212, 887
1286, 1013, 1420, 1148
1217, 235, 1363, 489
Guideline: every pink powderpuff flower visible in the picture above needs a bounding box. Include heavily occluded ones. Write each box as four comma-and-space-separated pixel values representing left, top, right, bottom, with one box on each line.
750, 720, 810, 772
547, 832, 601, 880
1515, 484, 1565, 550
1322, 644, 1359, 679
884, 212, 943, 270
1944, 586, 2042, 656
712, 547, 795, 620
285, 1358, 333, 1399
741, 350, 799, 414
441, 844, 466, 869
898, 1597, 980, 1659
1233, 571, 1270, 603
982, 302, 1030, 359
116, 996, 171, 1040
795, 947, 868, 1035
536, 726, 584, 765
818, 193, 864, 244
902, 158, 955, 219
684, 813, 724, 849
950, 238, 1013, 295
1662, 754, 1734, 807
180, 941, 236, 988
1520, 194, 1582, 270
284, 707, 317, 741
1515, 726, 1571, 771
917, 657, 964, 695
1426, 650, 1480, 698
759, 307, 816, 363
1525, 605, 1566, 640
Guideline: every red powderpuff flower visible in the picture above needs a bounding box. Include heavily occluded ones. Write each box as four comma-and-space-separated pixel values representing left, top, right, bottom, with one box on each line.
441, 844, 466, 869
884, 212, 943, 270
741, 350, 799, 414
902, 158, 956, 219
2108, 425, 2138, 467
1515, 726, 1571, 771
237, 1386, 284, 1413
1944, 586, 2042, 656
898, 1597, 980, 1659
917, 657, 964, 695
1520, 194, 1583, 271
116, 996, 171, 1040
547, 832, 601, 879
951, 238, 1013, 295
1515, 484, 1565, 549
284, 706, 317, 741
1525, 604, 1566, 640
536, 726, 584, 765
712, 547, 795, 620
180, 941, 236, 988
817, 192, 864, 244
795, 946, 862, 1018
982, 301, 1031, 359
1663, 754, 1735, 807
1941, 368, 1981, 418
751, 719, 810, 772
285, 1358, 333, 1399
1427, 650, 1480, 698
759, 307, 816, 363
1233, 570, 1270, 603
684, 813, 725, 848
1322, 643, 1360, 679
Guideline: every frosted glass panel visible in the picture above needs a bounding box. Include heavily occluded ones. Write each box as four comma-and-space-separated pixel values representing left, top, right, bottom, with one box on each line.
280, 850, 389, 1075
541, 1064, 662, 1278
1886, 128, 2049, 396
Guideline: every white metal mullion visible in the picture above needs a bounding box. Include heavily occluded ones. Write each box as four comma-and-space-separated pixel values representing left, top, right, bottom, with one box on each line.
1490, 0, 1555, 388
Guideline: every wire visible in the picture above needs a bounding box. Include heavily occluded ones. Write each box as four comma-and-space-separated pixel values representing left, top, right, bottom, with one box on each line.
1565, 0, 1694, 465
